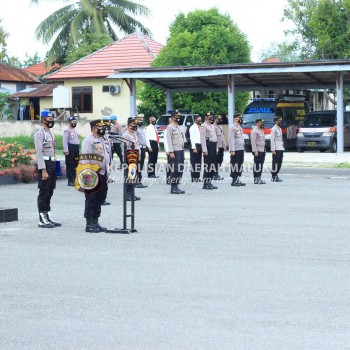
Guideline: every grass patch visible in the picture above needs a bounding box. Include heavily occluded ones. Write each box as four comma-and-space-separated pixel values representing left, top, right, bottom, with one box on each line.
335, 162, 350, 168
0, 134, 84, 151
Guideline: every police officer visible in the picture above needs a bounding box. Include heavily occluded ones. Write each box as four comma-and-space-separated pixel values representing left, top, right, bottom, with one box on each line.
145, 116, 160, 178
189, 115, 204, 182
63, 116, 80, 186
135, 114, 148, 188
213, 115, 226, 180
122, 117, 141, 201
229, 113, 246, 186
271, 116, 284, 182
166, 110, 185, 194
34, 110, 61, 228
201, 112, 218, 190
109, 115, 123, 168
82, 119, 111, 233
251, 118, 266, 184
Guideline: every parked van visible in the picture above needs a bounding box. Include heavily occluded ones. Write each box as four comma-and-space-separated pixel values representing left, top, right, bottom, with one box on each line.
156, 111, 199, 146
296, 110, 350, 153
242, 96, 309, 151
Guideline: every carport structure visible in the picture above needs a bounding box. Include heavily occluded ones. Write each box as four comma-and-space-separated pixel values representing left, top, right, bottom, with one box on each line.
108, 59, 350, 153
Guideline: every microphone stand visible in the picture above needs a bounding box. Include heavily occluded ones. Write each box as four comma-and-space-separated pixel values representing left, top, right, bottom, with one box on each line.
106, 134, 137, 234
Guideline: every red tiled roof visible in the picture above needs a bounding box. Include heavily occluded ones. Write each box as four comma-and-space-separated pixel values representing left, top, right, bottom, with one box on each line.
24, 62, 61, 76
263, 58, 283, 63
45, 33, 164, 81
0, 63, 40, 83
8, 84, 59, 98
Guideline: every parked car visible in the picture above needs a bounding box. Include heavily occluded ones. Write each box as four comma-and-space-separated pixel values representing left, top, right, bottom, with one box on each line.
296, 110, 350, 153
156, 111, 199, 146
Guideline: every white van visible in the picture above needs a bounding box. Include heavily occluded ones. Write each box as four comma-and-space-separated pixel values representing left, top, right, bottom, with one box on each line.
296, 110, 350, 152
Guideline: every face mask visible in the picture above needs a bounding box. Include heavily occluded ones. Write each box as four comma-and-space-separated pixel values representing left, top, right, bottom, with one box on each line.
277, 121, 282, 126
151, 121, 156, 125
130, 125, 137, 131
97, 127, 105, 136
218, 120, 222, 124
138, 122, 143, 126
174, 118, 180, 122
236, 119, 242, 124
210, 119, 214, 124
44, 120, 54, 128
195, 120, 201, 125
260, 123, 265, 129
71, 123, 76, 128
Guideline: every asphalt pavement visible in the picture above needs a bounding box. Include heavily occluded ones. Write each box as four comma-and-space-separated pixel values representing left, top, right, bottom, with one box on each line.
1, 152, 350, 350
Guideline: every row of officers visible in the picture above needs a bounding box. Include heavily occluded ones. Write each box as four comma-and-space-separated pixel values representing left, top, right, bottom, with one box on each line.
34, 110, 284, 232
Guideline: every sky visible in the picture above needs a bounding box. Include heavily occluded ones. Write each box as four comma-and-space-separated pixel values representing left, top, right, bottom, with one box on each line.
0, 0, 291, 63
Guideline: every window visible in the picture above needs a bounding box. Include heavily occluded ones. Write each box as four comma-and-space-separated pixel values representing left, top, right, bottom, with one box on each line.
16, 83, 26, 92
102, 85, 110, 93
72, 86, 92, 113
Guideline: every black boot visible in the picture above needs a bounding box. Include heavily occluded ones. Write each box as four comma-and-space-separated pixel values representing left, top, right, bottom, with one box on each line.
38, 212, 55, 228
85, 217, 100, 233
175, 185, 185, 194
93, 217, 107, 232
46, 212, 62, 227
170, 184, 181, 194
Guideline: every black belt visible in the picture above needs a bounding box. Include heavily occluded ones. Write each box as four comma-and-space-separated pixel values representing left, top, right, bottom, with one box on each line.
43, 156, 57, 161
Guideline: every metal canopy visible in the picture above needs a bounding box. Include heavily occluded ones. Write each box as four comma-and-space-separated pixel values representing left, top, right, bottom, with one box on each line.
108, 59, 350, 92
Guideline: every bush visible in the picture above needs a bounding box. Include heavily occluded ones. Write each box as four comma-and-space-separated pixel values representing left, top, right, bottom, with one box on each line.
0, 140, 34, 170
17, 164, 37, 183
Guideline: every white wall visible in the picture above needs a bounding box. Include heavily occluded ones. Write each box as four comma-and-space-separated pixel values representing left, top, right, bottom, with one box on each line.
0, 120, 92, 138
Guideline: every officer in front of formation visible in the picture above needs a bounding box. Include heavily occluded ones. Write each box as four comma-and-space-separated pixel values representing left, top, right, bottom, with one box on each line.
34, 110, 62, 228
82, 119, 111, 233
166, 110, 185, 194
122, 117, 141, 201
251, 118, 266, 184
270, 116, 284, 182
229, 113, 246, 186
63, 116, 80, 186
201, 111, 218, 190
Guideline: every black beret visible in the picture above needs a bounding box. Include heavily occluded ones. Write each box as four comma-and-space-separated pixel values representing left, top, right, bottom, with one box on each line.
256, 118, 264, 123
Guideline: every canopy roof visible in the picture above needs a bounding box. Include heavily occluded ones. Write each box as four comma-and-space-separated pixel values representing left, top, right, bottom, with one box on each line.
108, 59, 350, 92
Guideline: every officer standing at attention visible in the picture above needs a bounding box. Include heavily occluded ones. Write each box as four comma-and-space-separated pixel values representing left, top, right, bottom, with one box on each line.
213, 115, 226, 180
189, 115, 204, 182
122, 117, 141, 201
135, 114, 148, 188
166, 110, 185, 194
229, 113, 246, 186
201, 112, 218, 190
63, 116, 80, 186
34, 110, 62, 228
109, 115, 123, 168
251, 118, 266, 184
164, 117, 172, 185
145, 115, 160, 178
270, 116, 284, 182
82, 119, 111, 233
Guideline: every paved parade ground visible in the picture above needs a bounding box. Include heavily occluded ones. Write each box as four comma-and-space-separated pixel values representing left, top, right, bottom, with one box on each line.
1, 152, 350, 349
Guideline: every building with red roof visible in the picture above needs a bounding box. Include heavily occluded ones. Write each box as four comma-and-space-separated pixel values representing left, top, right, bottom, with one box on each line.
44, 33, 164, 122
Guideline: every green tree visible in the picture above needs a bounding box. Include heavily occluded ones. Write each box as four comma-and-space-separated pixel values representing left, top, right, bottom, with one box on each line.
259, 41, 302, 62
31, 0, 151, 65
22, 52, 42, 68
138, 8, 251, 117
0, 19, 8, 62
283, 0, 350, 59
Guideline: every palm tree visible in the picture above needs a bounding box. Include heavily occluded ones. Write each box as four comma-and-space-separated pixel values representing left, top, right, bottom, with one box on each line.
31, 0, 152, 64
